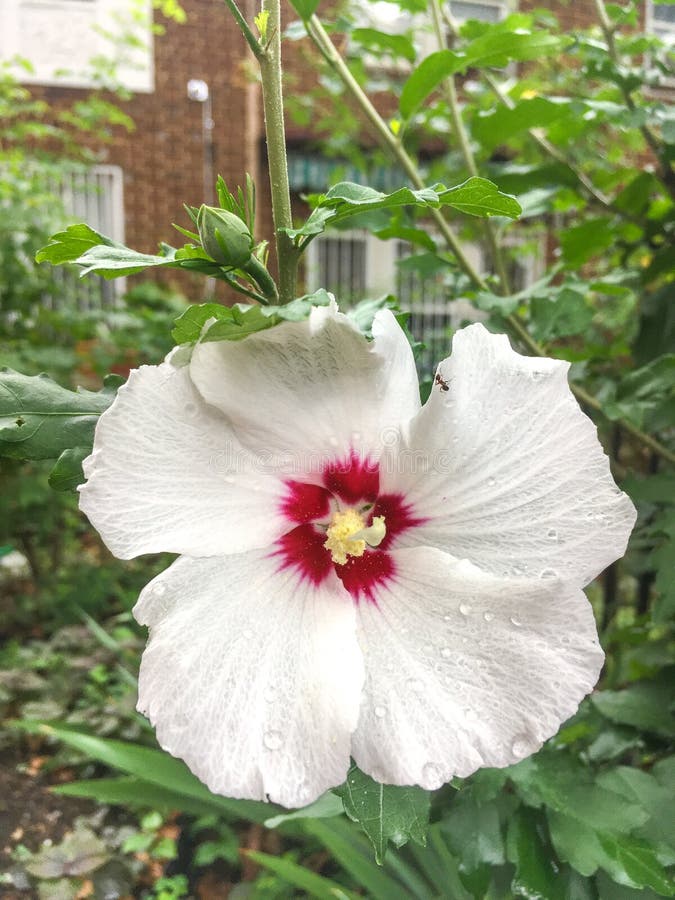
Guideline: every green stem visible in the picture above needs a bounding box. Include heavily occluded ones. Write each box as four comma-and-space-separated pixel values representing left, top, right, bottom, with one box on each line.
259, 0, 299, 303
429, 0, 511, 293
222, 0, 299, 302
307, 14, 488, 289
221, 0, 263, 58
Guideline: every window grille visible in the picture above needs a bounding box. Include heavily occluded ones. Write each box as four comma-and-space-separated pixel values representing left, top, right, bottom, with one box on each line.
43, 164, 125, 310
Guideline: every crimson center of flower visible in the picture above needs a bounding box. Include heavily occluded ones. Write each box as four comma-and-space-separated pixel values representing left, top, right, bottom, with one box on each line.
272, 452, 425, 604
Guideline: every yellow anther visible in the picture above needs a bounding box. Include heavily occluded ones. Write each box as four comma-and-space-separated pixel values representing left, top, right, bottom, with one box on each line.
324, 509, 387, 566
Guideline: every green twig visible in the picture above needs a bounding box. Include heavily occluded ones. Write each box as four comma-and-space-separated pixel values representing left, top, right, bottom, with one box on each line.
429, 0, 511, 293
306, 14, 488, 289
221, 0, 263, 57
258, 0, 299, 303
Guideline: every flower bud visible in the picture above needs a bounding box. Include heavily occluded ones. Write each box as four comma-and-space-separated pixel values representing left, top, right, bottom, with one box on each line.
197, 206, 253, 268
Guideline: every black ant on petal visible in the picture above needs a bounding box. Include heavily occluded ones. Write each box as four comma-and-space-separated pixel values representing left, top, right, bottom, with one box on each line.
434, 373, 450, 393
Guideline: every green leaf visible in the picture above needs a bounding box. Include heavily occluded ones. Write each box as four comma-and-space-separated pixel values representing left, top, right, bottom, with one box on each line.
0, 370, 122, 462
560, 217, 614, 266
439, 178, 521, 218
400, 50, 459, 119
530, 287, 594, 340
52, 776, 236, 819
246, 850, 360, 900
286, 179, 519, 242
35, 223, 121, 265
288, 0, 320, 19
441, 790, 504, 873
592, 679, 675, 738
48, 446, 89, 492
334, 765, 430, 864
351, 28, 416, 63
75, 245, 177, 278
472, 97, 577, 150
548, 813, 675, 894
509, 752, 649, 833
18, 722, 275, 824
596, 833, 675, 895
506, 808, 565, 900
172, 291, 333, 345
304, 818, 406, 899
399, 30, 562, 118
265, 791, 345, 829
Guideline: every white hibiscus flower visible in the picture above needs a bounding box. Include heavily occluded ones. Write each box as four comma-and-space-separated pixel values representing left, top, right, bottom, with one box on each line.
79, 302, 636, 808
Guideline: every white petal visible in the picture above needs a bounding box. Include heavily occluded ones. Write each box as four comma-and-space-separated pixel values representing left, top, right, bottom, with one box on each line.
352, 547, 603, 789
390, 323, 635, 585
79, 362, 285, 559
134, 552, 363, 807
189, 305, 420, 468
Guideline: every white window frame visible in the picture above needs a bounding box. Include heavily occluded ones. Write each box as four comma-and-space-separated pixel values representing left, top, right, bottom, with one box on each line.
1, 0, 154, 93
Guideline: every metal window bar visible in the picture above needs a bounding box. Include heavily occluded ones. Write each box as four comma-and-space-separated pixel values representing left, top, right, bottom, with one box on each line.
42, 164, 124, 311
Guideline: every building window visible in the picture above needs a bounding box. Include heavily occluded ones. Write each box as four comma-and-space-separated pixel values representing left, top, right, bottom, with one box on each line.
448, 0, 507, 24
0, 0, 154, 92
647, 0, 675, 43
46, 164, 125, 308
305, 231, 398, 305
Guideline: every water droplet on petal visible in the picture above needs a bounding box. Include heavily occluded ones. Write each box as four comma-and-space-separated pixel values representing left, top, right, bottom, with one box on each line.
459, 602, 472, 616
547, 528, 558, 540
539, 568, 558, 579
464, 708, 478, 723
152, 582, 167, 597
510, 616, 522, 627
511, 734, 539, 757
483, 612, 494, 622
487, 476, 496, 487
263, 731, 283, 750
440, 646, 452, 658
374, 705, 387, 718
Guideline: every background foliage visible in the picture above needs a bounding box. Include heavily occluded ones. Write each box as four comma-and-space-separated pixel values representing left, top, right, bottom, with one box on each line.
1, 0, 674, 896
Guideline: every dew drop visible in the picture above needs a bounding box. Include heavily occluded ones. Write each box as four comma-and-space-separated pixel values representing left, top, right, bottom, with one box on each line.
423, 643, 433, 655
483, 612, 494, 623
547, 528, 558, 540
440, 646, 452, 659
263, 731, 283, 750
459, 602, 472, 616
374, 705, 387, 718
560, 635, 571, 645
487, 476, 496, 487
510, 616, 522, 627
511, 566, 523, 576
539, 568, 558, 579
329, 435, 339, 447
511, 734, 539, 757
464, 707, 478, 722
443, 615, 452, 622
152, 582, 167, 597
